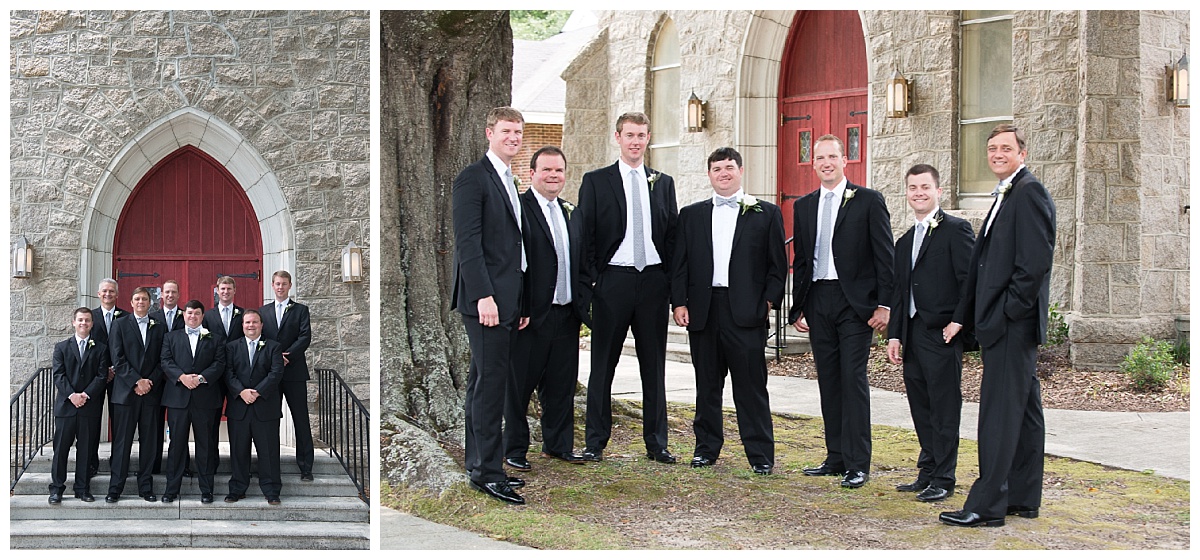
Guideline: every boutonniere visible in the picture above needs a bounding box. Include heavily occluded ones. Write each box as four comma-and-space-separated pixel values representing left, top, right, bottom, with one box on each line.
647, 171, 661, 192
113, 310, 122, 318
996, 181, 1012, 196
738, 194, 763, 215
148, 319, 157, 328
926, 213, 943, 236
233, 308, 242, 316
513, 176, 522, 189
200, 328, 211, 339
841, 188, 856, 208
87, 339, 95, 349
256, 340, 266, 350
561, 200, 575, 220
285, 302, 294, 313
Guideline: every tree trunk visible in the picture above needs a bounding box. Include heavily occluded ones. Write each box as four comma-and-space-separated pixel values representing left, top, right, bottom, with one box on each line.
379, 10, 512, 492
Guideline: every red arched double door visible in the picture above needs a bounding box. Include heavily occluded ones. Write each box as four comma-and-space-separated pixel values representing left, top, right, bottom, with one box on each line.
113, 145, 263, 313
778, 10, 869, 248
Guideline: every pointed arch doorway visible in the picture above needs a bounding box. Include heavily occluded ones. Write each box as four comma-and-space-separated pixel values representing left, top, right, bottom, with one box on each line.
777, 10, 869, 244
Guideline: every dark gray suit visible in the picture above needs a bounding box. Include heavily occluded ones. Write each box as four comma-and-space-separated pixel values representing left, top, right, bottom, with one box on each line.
50, 336, 109, 495
225, 337, 285, 499
161, 327, 226, 496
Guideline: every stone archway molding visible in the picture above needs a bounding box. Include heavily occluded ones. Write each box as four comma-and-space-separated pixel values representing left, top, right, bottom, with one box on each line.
734, 11, 796, 199
78, 107, 294, 306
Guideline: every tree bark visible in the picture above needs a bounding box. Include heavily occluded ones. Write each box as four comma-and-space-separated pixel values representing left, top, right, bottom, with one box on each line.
379, 10, 512, 491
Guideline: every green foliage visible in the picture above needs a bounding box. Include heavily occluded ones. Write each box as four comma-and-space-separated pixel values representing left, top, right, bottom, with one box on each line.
1047, 302, 1069, 346
510, 10, 572, 41
1121, 337, 1178, 392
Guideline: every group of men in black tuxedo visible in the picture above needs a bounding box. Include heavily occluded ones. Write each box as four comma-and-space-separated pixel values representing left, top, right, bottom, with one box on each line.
49, 272, 314, 506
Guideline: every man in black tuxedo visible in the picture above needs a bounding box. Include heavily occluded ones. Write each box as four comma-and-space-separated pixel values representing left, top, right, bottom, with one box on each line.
203, 276, 244, 475
885, 164, 974, 503
259, 270, 314, 481
788, 134, 894, 489
940, 124, 1055, 528
224, 309, 285, 505
578, 112, 679, 464
503, 146, 587, 472
149, 279, 185, 475
105, 287, 167, 502
671, 148, 786, 474
49, 307, 110, 504
451, 106, 530, 505
89, 278, 127, 479
160, 300, 226, 504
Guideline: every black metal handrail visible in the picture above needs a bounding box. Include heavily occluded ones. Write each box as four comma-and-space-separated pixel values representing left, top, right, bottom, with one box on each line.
9, 367, 54, 490
766, 237, 796, 361
315, 368, 369, 503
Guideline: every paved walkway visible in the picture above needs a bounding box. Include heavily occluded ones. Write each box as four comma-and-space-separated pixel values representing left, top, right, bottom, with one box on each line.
381, 350, 1190, 549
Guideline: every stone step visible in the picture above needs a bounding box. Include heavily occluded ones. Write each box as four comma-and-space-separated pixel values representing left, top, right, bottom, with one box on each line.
9, 519, 369, 549
19, 443, 345, 476
13, 471, 360, 497
8, 494, 368, 522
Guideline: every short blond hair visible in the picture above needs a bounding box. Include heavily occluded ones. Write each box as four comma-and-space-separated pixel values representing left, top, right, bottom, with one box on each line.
486, 107, 525, 129
814, 134, 845, 157
615, 112, 650, 133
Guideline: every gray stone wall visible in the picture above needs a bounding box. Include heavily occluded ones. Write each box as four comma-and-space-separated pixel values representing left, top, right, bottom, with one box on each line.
561, 28, 609, 203
9, 10, 371, 400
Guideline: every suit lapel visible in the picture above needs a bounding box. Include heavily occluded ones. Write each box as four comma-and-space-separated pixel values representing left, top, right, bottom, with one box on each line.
645, 166, 661, 242
805, 193, 819, 253
523, 190, 553, 243
484, 157, 520, 227
700, 200, 715, 266
69, 342, 83, 386
607, 164, 627, 231
730, 201, 750, 252
833, 184, 854, 234
914, 210, 941, 266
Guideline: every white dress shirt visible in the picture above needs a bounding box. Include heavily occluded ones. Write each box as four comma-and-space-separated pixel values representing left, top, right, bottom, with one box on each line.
813, 179, 847, 281
610, 160, 662, 267
711, 189, 743, 287
985, 164, 1025, 236
531, 188, 572, 304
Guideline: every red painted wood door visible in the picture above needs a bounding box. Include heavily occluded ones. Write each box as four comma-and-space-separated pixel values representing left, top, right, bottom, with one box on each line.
778, 10, 869, 250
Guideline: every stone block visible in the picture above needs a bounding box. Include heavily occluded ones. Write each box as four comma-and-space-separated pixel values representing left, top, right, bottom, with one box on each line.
188, 23, 236, 56
1140, 270, 1176, 314
1070, 342, 1131, 371
1085, 55, 1118, 95
1078, 264, 1110, 313
1152, 235, 1188, 269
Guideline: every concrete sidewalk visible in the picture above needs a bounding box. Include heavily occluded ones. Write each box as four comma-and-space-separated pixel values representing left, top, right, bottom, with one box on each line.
381, 349, 1190, 548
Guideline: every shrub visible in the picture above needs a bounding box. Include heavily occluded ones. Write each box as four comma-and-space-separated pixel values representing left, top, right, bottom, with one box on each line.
1121, 337, 1177, 392
1046, 302, 1069, 346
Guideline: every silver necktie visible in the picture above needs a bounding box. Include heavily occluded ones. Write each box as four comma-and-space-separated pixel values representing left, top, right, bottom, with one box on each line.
548, 200, 571, 305
504, 168, 527, 272
815, 191, 835, 278
630, 169, 647, 271
910, 222, 926, 318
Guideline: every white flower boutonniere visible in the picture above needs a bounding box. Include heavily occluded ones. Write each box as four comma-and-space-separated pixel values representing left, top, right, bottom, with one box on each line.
738, 194, 763, 215
233, 308, 242, 316
647, 171, 661, 192
113, 310, 122, 318
285, 303, 294, 313
513, 176, 522, 190
200, 328, 211, 339
841, 188, 856, 208
927, 213, 943, 236
256, 340, 266, 350
996, 181, 1012, 196
561, 200, 575, 220
148, 319, 157, 328
87, 339, 95, 349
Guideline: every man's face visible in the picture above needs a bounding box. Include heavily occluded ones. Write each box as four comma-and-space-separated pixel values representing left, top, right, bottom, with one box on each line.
485, 119, 524, 164
131, 292, 150, 316
987, 131, 1026, 180
162, 282, 179, 308
98, 282, 117, 307
242, 313, 262, 339
905, 172, 942, 217
812, 140, 847, 187
217, 282, 236, 306
707, 158, 743, 198
530, 153, 566, 200
615, 123, 650, 166
272, 275, 292, 301
183, 307, 204, 329
73, 311, 93, 339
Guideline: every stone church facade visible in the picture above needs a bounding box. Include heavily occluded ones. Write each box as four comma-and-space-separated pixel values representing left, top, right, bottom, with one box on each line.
562, 10, 1190, 368
8, 10, 371, 409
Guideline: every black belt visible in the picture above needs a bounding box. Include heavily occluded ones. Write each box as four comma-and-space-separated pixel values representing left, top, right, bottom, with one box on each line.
813, 279, 839, 285
608, 264, 662, 273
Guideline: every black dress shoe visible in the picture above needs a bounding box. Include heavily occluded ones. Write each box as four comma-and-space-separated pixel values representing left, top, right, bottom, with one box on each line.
690, 456, 715, 468
841, 470, 868, 488
646, 449, 677, 464
581, 448, 603, 462
1007, 505, 1039, 518
74, 492, 95, 502
201, 493, 214, 504
939, 509, 1004, 527
916, 486, 952, 502
802, 462, 844, 476
469, 479, 525, 505
895, 479, 928, 492
504, 457, 532, 472
224, 494, 244, 503
105, 494, 119, 503
161, 494, 176, 503
48, 493, 63, 505
267, 497, 281, 505
751, 464, 773, 475
141, 494, 158, 502
300, 472, 314, 481
506, 477, 526, 489
541, 451, 586, 464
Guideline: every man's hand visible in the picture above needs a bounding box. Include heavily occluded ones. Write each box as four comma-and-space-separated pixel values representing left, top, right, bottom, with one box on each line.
181, 374, 200, 390
107, 366, 116, 382
134, 378, 152, 396
673, 306, 689, 328
282, 352, 291, 366
518, 317, 530, 330
69, 393, 88, 408
943, 322, 963, 344
477, 296, 499, 327
868, 307, 890, 332
240, 388, 259, 404
886, 339, 903, 365
793, 313, 809, 333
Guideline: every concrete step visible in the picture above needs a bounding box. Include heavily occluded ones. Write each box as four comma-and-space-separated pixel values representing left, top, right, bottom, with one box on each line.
9, 494, 368, 522
20, 443, 345, 476
9, 519, 369, 549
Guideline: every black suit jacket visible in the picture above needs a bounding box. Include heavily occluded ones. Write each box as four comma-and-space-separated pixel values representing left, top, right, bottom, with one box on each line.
887, 210, 974, 342
577, 162, 678, 313
90, 306, 129, 347
108, 314, 167, 405
149, 307, 186, 333
788, 182, 894, 323
519, 189, 586, 329
672, 197, 787, 330
202, 305, 245, 345
955, 167, 1056, 347
260, 300, 311, 382
160, 328, 227, 409
52, 337, 109, 418
224, 337, 284, 422
450, 155, 526, 324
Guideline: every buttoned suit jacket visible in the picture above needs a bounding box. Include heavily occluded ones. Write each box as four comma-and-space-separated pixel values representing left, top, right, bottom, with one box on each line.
203, 305, 245, 345
450, 155, 527, 324
887, 210, 975, 342
954, 168, 1056, 347
519, 189, 586, 329
224, 338, 284, 423
788, 182, 894, 323
52, 337, 109, 418
672, 197, 787, 331
259, 300, 311, 382
160, 328, 226, 409
576, 162, 678, 315
108, 314, 167, 405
